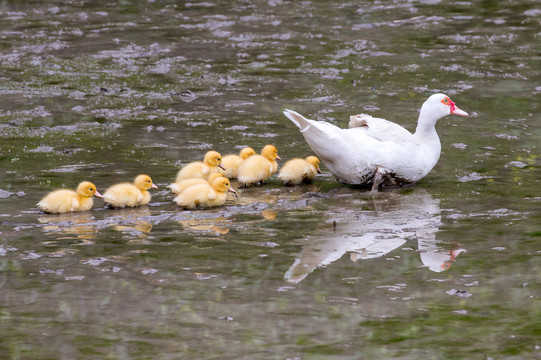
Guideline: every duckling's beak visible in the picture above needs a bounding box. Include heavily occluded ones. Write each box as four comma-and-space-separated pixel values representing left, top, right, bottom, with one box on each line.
219, 164, 226, 170
228, 187, 237, 195
151, 184, 158, 189
94, 191, 103, 198
276, 155, 281, 160
317, 168, 322, 174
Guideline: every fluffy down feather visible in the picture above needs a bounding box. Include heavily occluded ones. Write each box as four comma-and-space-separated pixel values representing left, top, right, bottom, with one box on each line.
103, 174, 158, 208
220, 147, 256, 179
174, 176, 236, 209
175, 151, 224, 182
278, 156, 321, 185
237, 145, 281, 187
169, 172, 224, 195
37, 181, 102, 214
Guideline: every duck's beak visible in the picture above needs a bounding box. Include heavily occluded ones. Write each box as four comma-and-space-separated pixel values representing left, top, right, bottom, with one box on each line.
151, 184, 158, 189
219, 164, 226, 170
276, 155, 281, 160
451, 105, 468, 117
94, 191, 103, 198
317, 168, 322, 174
228, 187, 237, 195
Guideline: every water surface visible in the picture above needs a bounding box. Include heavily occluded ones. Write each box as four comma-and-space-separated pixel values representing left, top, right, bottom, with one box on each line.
0, 1, 540, 359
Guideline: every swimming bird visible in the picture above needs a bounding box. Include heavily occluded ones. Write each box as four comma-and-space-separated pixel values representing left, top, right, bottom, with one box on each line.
278, 156, 322, 185
175, 151, 225, 182
220, 147, 256, 179
169, 172, 224, 195
283, 94, 468, 191
37, 181, 102, 214
174, 176, 237, 209
237, 144, 281, 187
103, 174, 158, 208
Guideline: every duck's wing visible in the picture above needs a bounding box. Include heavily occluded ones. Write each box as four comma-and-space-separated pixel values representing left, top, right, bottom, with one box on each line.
70, 196, 80, 212
136, 191, 144, 204
348, 114, 413, 143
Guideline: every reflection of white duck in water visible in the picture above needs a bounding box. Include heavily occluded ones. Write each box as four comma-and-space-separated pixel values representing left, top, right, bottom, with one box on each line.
284, 188, 465, 284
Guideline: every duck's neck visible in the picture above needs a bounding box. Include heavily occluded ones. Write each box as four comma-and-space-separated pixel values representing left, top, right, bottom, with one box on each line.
413, 111, 442, 169
414, 110, 440, 145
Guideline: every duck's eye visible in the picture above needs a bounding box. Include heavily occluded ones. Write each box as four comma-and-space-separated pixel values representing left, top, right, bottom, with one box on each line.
90, 188, 93, 191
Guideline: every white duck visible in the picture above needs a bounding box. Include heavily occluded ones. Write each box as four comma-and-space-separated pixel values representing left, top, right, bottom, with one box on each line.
283, 94, 468, 191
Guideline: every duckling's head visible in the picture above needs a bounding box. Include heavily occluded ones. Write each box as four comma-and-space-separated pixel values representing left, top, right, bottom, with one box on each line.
204, 151, 224, 168
134, 174, 158, 191
212, 177, 237, 195
77, 181, 102, 198
208, 172, 225, 183
306, 156, 320, 167
240, 147, 256, 159
306, 156, 322, 173
261, 145, 281, 161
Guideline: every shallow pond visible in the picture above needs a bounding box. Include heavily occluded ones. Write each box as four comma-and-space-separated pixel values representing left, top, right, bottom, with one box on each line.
0, 0, 540, 359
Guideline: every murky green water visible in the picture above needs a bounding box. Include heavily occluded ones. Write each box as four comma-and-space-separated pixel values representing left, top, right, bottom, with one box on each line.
0, 0, 540, 359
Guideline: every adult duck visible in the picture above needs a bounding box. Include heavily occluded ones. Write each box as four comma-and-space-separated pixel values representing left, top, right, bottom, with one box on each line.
283, 94, 468, 191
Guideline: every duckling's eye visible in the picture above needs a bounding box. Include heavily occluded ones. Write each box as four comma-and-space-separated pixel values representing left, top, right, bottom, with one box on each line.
89, 188, 93, 191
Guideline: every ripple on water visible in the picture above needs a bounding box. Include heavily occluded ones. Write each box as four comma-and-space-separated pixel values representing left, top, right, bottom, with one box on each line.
27, 145, 55, 153
82, 257, 109, 266
48, 164, 102, 173
457, 172, 491, 182
0, 189, 13, 198
0, 244, 17, 256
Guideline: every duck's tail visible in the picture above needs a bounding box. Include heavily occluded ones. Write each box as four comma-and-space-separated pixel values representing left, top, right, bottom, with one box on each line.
283, 109, 312, 132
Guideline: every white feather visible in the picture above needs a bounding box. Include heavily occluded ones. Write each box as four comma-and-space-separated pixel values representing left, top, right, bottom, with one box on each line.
282, 94, 468, 186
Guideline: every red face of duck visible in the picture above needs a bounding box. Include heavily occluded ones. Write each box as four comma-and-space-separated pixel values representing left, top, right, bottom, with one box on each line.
441, 96, 468, 116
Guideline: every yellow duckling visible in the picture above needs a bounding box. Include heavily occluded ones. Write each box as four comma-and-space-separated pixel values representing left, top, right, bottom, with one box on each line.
175, 151, 225, 182
278, 156, 322, 185
37, 181, 102, 214
169, 172, 224, 195
220, 147, 256, 179
103, 174, 158, 208
237, 144, 281, 187
174, 176, 237, 209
